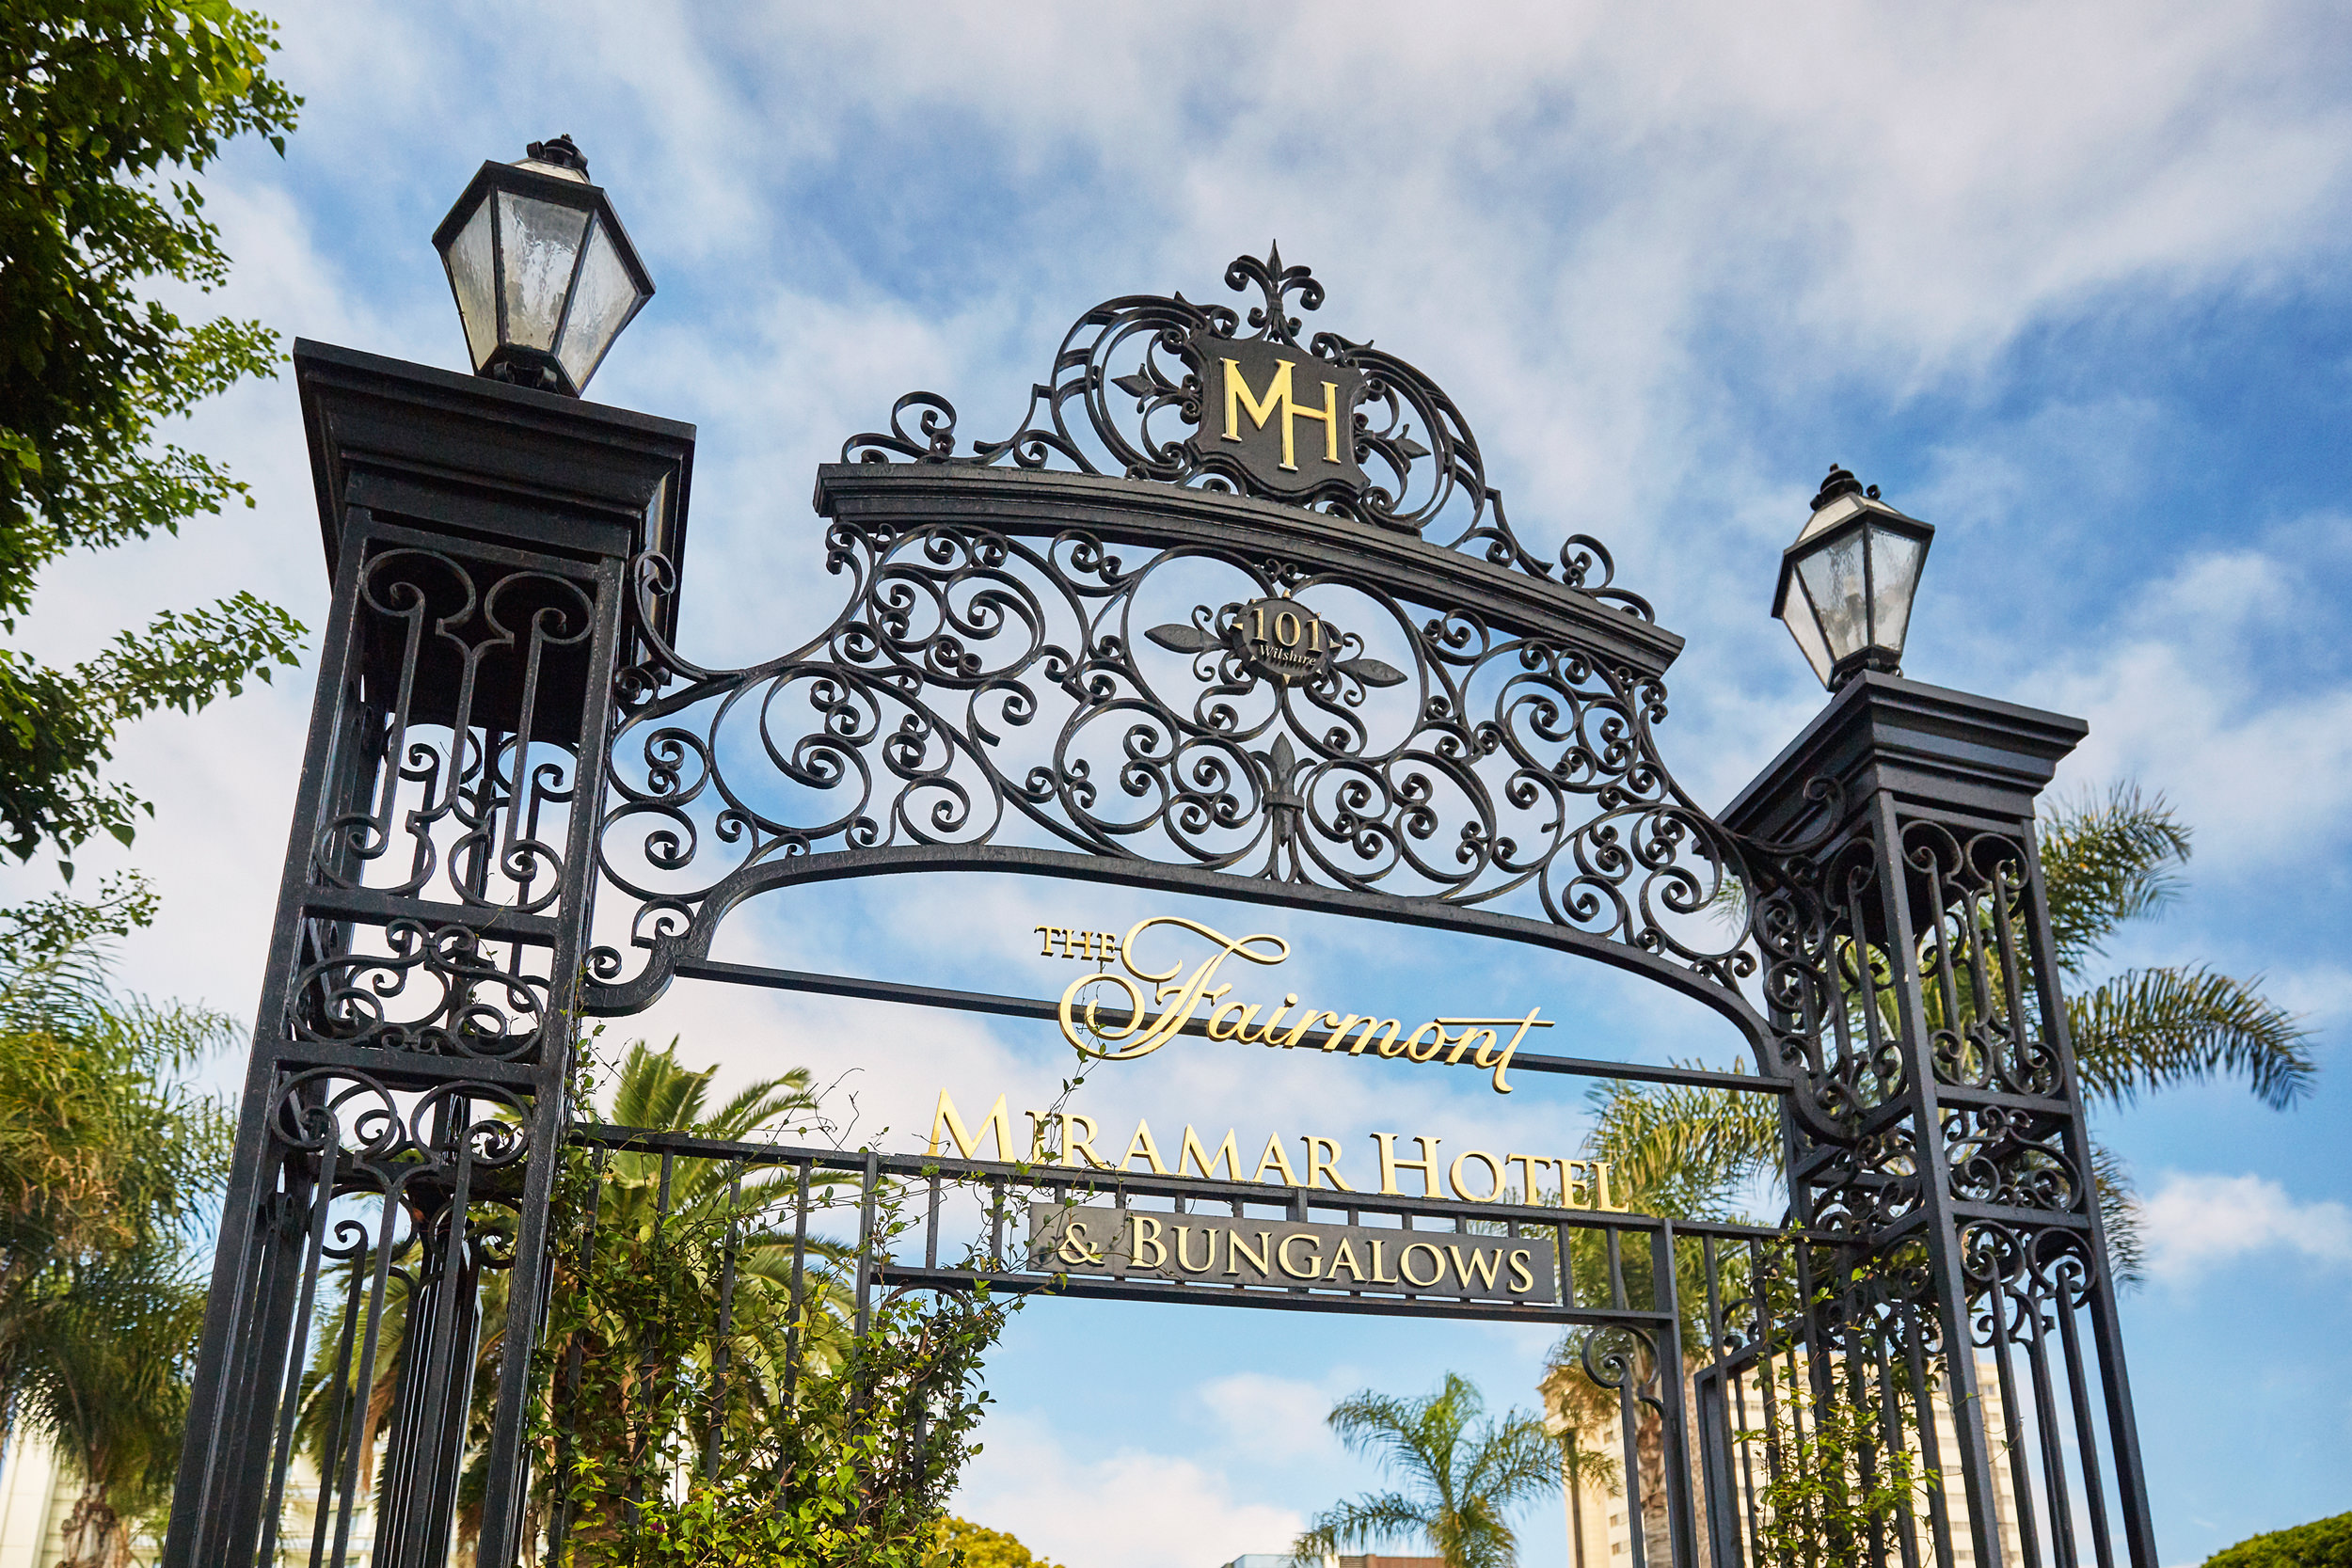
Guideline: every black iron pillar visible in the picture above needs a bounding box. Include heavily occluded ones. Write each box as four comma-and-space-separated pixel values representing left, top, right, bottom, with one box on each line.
1725, 673, 2155, 1568
166, 343, 692, 1568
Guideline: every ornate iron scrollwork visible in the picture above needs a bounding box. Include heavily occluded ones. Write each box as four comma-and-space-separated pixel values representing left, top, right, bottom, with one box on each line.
590, 516, 1771, 1025
841, 247, 1655, 617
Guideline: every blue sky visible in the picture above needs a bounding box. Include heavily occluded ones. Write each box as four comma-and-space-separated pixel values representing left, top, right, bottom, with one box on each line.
11, 4, 2352, 1564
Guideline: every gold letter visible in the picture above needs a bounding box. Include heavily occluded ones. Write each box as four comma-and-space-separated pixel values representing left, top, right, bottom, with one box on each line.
1178, 1126, 1244, 1182
1034, 925, 1054, 956
1507, 1248, 1535, 1293
1276, 1009, 1341, 1049
1303, 1135, 1354, 1192
927, 1090, 1010, 1161
1131, 1214, 1167, 1268
1058, 1113, 1108, 1169
1174, 1226, 1217, 1274
1325, 1014, 1404, 1055
1205, 1000, 1261, 1041
1401, 1022, 1447, 1062
1060, 915, 1286, 1060
1562, 1158, 1592, 1210
1327, 1238, 1366, 1282
1228, 1229, 1273, 1277
1447, 1243, 1503, 1291
1595, 1160, 1629, 1212
1252, 1132, 1302, 1186
1222, 356, 1293, 447
1278, 1233, 1324, 1280
1246, 993, 1299, 1047
1122, 1119, 1170, 1175
1448, 1149, 1504, 1203
1375, 1134, 1441, 1197
1291, 377, 1341, 465
1506, 1154, 1552, 1205
1399, 1242, 1446, 1288
1443, 1022, 1496, 1067
1480, 1008, 1549, 1094
1022, 1111, 1057, 1162
1369, 1238, 1399, 1284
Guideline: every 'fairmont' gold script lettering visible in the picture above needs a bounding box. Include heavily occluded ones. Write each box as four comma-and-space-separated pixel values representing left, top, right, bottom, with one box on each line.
1056, 916, 1550, 1094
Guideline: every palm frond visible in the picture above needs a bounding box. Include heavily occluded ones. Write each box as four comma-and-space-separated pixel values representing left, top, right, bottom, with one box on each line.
2038, 784, 2191, 974
1582, 1076, 1783, 1223
2090, 1141, 2144, 1290
2068, 964, 2314, 1110
1292, 1492, 1432, 1560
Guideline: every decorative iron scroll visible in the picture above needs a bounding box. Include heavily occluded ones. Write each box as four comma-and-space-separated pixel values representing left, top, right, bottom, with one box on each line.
840, 246, 1653, 616
587, 515, 1783, 1027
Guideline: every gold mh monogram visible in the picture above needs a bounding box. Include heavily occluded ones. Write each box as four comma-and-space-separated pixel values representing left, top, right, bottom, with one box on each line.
1222, 356, 1342, 472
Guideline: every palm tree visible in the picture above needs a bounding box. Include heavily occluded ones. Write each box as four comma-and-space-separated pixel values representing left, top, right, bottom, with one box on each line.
0, 909, 229, 1565
1293, 1372, 1561, 1568
8, 1242, 206, 1568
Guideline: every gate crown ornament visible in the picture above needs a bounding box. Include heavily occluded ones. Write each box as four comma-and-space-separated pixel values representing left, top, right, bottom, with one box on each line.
843, 245, 1652, 616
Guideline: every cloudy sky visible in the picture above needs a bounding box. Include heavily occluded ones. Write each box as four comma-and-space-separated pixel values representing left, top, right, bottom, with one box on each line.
14, 3, 2352, 1564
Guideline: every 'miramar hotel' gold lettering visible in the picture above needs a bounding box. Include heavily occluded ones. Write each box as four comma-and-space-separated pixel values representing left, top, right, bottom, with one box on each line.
925, 1088, 1630, 1212
1057, 915, 1550, 1094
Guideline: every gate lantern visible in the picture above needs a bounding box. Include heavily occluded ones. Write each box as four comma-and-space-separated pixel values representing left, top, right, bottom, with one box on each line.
432, 134, 654, 396
1772, 462, 1934, 688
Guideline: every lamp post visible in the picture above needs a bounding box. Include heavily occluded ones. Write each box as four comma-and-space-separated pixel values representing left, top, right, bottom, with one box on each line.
166, 141, 691, 1568
432, 134, 654, 396
1771, 463, 1933, 689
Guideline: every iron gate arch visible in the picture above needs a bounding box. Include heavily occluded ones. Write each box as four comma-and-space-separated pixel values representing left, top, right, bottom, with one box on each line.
167, 252, 2153, 1568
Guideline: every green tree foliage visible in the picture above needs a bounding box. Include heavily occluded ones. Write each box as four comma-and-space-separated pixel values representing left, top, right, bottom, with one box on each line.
926, 1516, 1065, 1568
0, 895, 230, 1568
542, 1045, 1016, 1565
0, 0, 303, 877
1293, 1373, 1561, 1568
290, 1040, 855, 1559
2204, 1513, 2352, 1568
1737, 1351, 1932, 1568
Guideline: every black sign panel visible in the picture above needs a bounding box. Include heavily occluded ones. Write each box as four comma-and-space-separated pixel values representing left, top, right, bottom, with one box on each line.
1187, 335, 1369, 500
1028, 1202, 1557, 1304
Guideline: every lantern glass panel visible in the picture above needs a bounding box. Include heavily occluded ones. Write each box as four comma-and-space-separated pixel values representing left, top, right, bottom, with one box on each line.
1796, 527, 1870, 663
444, 198, 499, 372
1867, 526, 1924, 655
1781, 576, 1837, 686
554, 219, 639, 391
497, 191, 589, 353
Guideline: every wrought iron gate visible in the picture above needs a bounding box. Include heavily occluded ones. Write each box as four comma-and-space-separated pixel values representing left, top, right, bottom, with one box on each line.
165, 255, 2153, 1568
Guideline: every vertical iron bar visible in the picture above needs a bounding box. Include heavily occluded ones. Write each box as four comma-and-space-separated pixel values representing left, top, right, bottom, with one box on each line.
1653, 1222, 1699, 1568
705, 1171, 743, 1481
855, 1150, 879, 1339
786, 1159, 810, 1401
2055, 1286, 2118, 1568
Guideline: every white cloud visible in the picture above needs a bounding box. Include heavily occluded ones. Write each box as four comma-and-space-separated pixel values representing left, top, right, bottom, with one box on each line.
2140, 1171, 2352, 1284
954, 1411, 1302, 1568
1197, 1372, 1346, 1465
